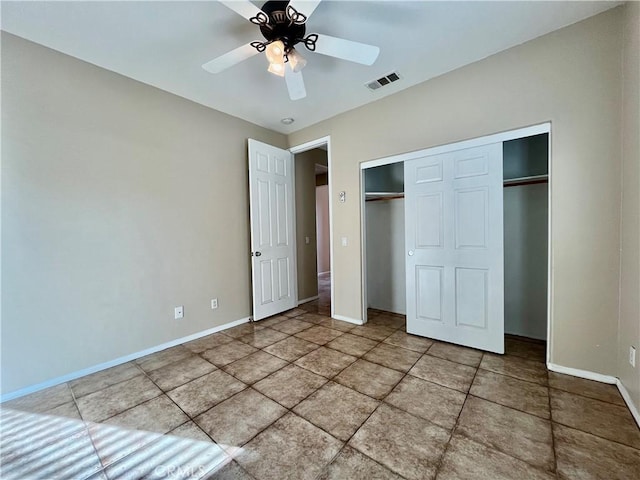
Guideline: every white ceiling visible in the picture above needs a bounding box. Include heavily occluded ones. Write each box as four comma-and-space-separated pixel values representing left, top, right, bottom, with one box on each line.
1, 1, 619, 134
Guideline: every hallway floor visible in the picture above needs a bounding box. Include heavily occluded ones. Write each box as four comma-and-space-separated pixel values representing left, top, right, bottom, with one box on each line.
1, 306, 639, 479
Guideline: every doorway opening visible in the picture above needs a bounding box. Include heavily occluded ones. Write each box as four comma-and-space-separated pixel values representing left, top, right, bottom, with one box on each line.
360, 124, 551, 359
291, 137, 334, 317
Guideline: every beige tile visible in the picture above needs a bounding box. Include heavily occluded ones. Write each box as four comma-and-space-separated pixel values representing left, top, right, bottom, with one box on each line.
270, 318, 314, 335
437, 435, 555, 480
295, 325, 344, 345
102, 430, 229, 480
262, 336, 320, 362
70, 362, 141, 398
183, 333, 234, 353
148, 355, 216, 391
383, 330, 433, 353
350, 324, 396, 341
456, 396, 554, 471
553, 423, 640, 480
505, 337, 546, 363
256, 315, 288, 328
297, 312, 330, 324
409, 355, 476, 393
385, 375, 465, 430
480, 353, 548, 385
1, 419, 103, 480
222, 351, 288, 385
349, 403, 450, 480
88, 421, 162, 469
135, 345, 193, 373
335, 359, 404, 399
326, 332, 378, 357
427, 342, 483, 367
318, 446, 403, 480
238, 328, 289, 349
45, 401, 83, 420
236, 413, 343, 480
104, 395, 188, 434
167, 370, 246, 417
169, 421, 212, 442
294, 381, 379, 441
4, 383, 73, 414
76, 375, 161, 422
195, 389, 286, 448
364, 343, 422, 372
367, 315, 406, 330
282, 308, 307, 318
223, 323, 267, 339
316, 318, 357, 332
203, 460, 256, 480
470, 369, 550, 419
201, 340, 258, 367
550, 388, 640, 448
295, 346, 357, 378
254, 364, 327, 408
548, 372, 626, 406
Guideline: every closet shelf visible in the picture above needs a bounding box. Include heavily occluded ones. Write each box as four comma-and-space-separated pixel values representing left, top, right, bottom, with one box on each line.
365, 192, 405, 202
504, 174, 548, 188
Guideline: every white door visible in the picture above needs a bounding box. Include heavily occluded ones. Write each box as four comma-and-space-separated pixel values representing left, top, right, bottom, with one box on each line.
404, 143, 504, 353
248, 139, 296, 320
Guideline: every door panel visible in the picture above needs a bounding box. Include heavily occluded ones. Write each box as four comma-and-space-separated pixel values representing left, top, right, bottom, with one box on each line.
405, 143, 504, 353
249, 139, 296, 320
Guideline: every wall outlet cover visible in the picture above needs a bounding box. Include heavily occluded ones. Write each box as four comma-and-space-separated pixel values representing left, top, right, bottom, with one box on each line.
174, 306, 184, 320
630, 346, 636, 368
211, 298, 219, 309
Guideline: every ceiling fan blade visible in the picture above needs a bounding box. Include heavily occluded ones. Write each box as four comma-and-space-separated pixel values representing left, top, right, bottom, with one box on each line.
202, 43, 259, 74
219, 1, 265, 21
285, 63, 306, 100
287, 0, 322, 20
311, 33, 380, 66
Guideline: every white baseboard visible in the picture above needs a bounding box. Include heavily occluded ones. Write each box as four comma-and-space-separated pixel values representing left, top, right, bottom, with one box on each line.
616, 379, 640, 427
547, 362, 639, 428
332, 314, 363, 326
0, 316, 250, 403
298, 295, 319, 305
547, 363, 617, 384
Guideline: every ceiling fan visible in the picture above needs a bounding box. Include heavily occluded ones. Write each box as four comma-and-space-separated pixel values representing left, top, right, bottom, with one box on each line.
202, 0, 381, 100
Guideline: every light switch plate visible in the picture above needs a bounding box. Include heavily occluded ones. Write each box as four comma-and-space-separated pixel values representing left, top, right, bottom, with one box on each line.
174, 306, 184, 320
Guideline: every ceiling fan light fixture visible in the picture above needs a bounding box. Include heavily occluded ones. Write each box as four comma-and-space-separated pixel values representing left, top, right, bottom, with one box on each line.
267, 62, 285, 77
265, 40, 285, 64
287, 48, 307, 72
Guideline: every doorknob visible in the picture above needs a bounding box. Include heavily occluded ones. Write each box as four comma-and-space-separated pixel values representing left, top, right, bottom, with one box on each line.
408, 250, 414, 256
255, 251, 262, 257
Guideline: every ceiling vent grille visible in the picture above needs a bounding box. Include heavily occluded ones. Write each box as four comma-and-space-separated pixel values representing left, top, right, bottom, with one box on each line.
366, 72, 401, 91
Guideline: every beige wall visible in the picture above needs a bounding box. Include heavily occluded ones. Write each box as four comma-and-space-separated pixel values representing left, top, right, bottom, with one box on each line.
1, 33, 286, 394
289, 9, 623, 377
619, 2, 640, 412
294, 148, 327, 301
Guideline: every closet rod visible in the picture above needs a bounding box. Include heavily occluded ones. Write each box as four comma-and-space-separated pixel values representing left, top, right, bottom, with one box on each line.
504, 174, 548, 188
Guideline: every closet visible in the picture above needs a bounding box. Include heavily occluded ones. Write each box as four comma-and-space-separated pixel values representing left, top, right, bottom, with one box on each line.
363, 132, 549, 344
364, 162, 406, 315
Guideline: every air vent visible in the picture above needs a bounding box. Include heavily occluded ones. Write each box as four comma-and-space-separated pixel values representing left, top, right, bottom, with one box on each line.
366, 71, 401, 91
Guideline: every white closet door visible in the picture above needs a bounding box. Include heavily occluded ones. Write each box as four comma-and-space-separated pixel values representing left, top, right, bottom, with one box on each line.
405, 143, 504, 353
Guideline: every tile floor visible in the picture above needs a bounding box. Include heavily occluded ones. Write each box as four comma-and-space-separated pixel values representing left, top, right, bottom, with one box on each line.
2, 305, 639, 479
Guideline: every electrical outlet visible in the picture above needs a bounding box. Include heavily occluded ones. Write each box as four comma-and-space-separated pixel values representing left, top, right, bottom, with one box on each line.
341, 236, 348, 247
630, 346, 636, 368
211, 298, 219, 310
174, 306, 184, 320
305, 236, 310, 244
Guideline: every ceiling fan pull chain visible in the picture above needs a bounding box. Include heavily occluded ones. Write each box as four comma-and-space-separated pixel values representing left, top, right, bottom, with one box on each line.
303, 34, 318, 51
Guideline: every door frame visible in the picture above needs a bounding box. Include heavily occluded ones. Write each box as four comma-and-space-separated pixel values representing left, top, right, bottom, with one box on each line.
359, 123, 552, 362
289, 136, 335, 318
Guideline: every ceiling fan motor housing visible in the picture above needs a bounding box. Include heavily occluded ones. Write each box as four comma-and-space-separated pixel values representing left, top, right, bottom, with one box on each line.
259, 1, 306, 51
